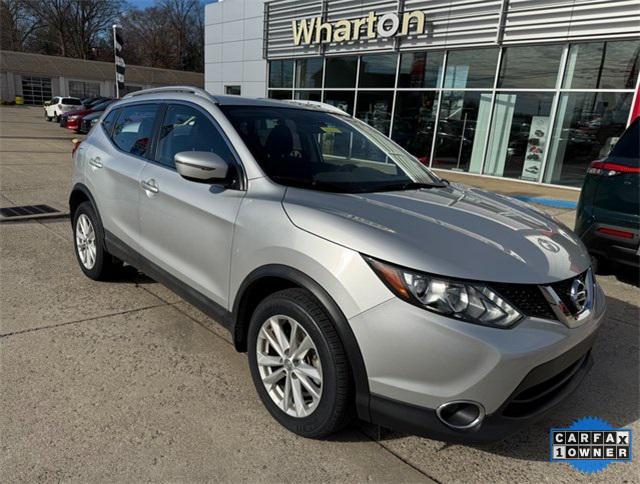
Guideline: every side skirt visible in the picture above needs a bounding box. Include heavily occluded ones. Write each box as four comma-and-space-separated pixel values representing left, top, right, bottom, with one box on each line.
104, 230, 234, 330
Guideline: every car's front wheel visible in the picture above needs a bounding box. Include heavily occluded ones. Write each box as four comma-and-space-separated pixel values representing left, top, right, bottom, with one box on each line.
73, 202, 122, 280
247, 288, 352, 438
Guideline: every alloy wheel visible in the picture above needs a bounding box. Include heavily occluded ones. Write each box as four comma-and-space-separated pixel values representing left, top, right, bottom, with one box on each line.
75, 213, 97, 269
256, 315, 323, 418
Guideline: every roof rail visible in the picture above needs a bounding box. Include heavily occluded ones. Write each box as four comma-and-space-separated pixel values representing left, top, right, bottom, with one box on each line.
281, 99, 350, 116
122, 85, 215, 101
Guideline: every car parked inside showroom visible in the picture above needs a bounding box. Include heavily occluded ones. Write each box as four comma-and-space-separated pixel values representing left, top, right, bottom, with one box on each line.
44, 96, 82, 122
576, 117, 639, 271
69, 86, 605, 442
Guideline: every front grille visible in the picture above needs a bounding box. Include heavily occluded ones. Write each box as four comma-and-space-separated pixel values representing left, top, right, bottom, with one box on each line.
491, 283, 556, 320
502, 351, 590, 418
549, 271, 588, 315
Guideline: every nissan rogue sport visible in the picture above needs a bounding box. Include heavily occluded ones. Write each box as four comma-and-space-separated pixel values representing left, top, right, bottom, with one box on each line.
69, 86, 605, 442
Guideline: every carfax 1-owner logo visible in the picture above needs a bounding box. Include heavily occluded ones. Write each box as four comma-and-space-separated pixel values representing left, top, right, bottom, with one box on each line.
550, 417, 632, 473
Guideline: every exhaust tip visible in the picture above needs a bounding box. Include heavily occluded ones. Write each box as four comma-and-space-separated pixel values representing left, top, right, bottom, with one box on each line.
436, 400, 485, 430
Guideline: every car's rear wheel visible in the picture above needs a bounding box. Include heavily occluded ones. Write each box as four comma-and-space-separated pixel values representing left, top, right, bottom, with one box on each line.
73, 202, 122, 280
247, 288, 352, 438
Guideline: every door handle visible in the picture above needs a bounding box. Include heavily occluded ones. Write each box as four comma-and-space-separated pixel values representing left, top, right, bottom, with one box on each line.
141, 179, 159, 194
89, 157, 103, 169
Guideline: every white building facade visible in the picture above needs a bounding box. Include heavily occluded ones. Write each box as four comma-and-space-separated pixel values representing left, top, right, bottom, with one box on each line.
205, 0, 640, 188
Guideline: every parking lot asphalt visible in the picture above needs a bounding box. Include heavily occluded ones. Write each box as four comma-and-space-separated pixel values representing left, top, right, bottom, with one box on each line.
1, 106, 638, 483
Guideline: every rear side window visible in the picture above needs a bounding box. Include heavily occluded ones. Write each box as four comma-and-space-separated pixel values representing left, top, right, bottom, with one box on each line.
111, 104, 158, 157
156, 104, 235, 168
101, 109, 119, 135
62, 98, 82, 105
608, 118, 639, 166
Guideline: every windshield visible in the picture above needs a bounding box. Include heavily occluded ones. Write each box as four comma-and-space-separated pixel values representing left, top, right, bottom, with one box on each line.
62, 98, 82, 105
221, 105, 443, 193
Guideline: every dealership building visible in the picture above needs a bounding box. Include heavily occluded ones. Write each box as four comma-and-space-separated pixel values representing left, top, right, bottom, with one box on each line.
205, 0, 640, 188
0, 50, 203, 106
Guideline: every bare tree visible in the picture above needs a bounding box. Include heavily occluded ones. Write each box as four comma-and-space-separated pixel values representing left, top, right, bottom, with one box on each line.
0, 0, 44, 51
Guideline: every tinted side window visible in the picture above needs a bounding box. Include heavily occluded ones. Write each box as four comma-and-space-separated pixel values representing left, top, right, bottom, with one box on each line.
156, 104, 235, 168
101, 109, 119, 135
111, 104, 158, 157
608, 118, 639, 166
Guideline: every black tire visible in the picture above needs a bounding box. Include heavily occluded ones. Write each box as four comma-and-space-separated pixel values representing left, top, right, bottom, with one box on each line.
247, 288, 352, 439
72, 201, 122, 280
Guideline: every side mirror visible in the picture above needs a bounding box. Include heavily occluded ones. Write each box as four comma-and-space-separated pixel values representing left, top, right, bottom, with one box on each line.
174, 151, 229, 183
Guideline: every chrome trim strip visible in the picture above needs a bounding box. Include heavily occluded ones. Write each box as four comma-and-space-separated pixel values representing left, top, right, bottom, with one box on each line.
540, 269, 595, 328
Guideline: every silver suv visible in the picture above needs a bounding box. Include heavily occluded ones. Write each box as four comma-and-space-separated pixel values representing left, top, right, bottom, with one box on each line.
70, 86, 605, 441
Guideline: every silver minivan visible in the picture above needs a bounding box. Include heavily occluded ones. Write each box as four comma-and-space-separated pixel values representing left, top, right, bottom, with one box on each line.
69, 87, 605, 441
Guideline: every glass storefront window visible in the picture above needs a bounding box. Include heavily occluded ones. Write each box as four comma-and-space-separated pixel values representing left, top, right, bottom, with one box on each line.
359, 54, 397, 88
398, 51, 444, 88
432, 91, 493, 172
391, 91, 439, 165
563, 40, 640, 90
268, 90, 293, 100
498, 45, 563, 89
324, 91, 355, 115
269, 60, 293, 88
444, 49, 498, 89
484, 92, 555, 181
325, 56, 358, 88
544, 92, 633, 187
356, 91, 394, 135
294, 90, 322, 101
295, 58, 323, 88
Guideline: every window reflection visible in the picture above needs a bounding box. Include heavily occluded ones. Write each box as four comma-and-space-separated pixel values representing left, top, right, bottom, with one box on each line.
484, 92, 555, 180
545, 92, 633, 187
398, 51, 444, 88
324, 91, 355, 115
295, 90, 322, 102
269, 60, 293, 88
359, 54, 397, 88
325, 56, 358, 88
295, 58, 323, 88
498, 45, 563, 89
563, 40, 640, 90
356, 91, 394, 135
391, 91, 439, 165
444, 49, 498, 89
433, 91, 492, 172
268, 90, 292, 100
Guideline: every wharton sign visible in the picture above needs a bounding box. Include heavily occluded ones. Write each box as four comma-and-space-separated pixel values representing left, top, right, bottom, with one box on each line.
292, 10, 426, 46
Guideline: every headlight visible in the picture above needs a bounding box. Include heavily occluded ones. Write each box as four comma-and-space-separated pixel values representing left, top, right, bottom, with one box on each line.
364, 257, 522, 328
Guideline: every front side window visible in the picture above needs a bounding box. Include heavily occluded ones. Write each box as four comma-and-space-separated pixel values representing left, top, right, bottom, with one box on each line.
111, 104, 158, 157
221, 106, 442, 193
156, 104, 235, 168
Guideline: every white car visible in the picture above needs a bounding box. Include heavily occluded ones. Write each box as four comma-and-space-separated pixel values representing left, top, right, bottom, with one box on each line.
44, 96, 82, 122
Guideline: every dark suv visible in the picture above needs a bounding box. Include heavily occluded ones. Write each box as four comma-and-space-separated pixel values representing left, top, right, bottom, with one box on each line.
576, 118, 640, 270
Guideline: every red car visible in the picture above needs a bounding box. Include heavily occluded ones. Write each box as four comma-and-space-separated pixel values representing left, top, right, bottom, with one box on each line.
63, 99, 114, 132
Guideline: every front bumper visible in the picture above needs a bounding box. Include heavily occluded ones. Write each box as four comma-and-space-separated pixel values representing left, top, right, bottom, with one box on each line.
349, 283, 606, 442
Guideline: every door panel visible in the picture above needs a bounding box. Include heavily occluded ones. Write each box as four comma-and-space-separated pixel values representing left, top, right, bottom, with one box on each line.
138, 163, 244, 307
85, 104, 158, 250
138, 102, 245, 308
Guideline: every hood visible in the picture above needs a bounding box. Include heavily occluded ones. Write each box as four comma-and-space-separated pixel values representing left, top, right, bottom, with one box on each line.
283, 183, 590, 284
